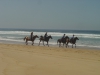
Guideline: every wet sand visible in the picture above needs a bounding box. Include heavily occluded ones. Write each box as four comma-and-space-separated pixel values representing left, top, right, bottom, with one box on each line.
0, 43, 100, 75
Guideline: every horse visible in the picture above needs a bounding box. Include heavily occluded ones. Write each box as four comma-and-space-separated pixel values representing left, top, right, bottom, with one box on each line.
24, 35, 39, 45
38, 35, 52, 47
66, 37, 79, 48
57, 36, 69, 47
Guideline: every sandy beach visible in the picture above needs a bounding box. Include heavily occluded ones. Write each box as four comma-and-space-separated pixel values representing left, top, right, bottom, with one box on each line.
0, 43, 100, 75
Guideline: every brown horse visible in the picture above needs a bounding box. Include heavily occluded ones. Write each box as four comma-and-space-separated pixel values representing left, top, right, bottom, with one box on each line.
24, 35, 39, 45
66, 37, 79, 48
38, 35, 52, 47
57, 36, 69, 47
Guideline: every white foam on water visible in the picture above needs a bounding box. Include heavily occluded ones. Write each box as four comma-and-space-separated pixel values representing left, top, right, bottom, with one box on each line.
0, 30, 100, 49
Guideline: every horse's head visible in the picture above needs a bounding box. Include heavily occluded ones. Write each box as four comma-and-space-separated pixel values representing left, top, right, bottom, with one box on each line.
65, 36, 69, 39
24, 36, 29, 41
33, 35, 39, 38
35, 35, 39, 38
48, 35, 52, 39
40, 35, 43, 38
24, 37, 26, 41
75, 37, 79, 40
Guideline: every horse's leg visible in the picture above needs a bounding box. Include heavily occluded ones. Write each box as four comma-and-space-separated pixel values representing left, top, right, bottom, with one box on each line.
57, 40, 58, 45
46, 41, 48, 45
59, 43, 61, 47
66, 42, 68, 48
60, 42, 62, 47
43, 41, 45, 46
32, 41, 34, 45
32, 41, 33, 45
68, 43, 69, 47
25, 39, 26, 45
38, 40, 41, 46
63, 43, 65, 47
72, 44, 73, 48
75, 44, 76, 48
26, 41, 28, 45
25, 41, 27, 45
47, 41, 49, 47
66, 42, 69, 48
26, 40, 28, 45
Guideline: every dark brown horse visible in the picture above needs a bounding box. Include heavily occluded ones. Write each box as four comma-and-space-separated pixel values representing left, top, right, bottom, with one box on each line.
38, 35, 52, 47
66, 37, 79, 48
24, 35, 39, 45
57, 36, 69, 47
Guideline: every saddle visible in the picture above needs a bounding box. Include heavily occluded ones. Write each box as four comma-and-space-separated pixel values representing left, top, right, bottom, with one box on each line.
40, 36, 46, 40
44, 37, 47, 41
61, 38, 66, 42
70, 38, 74, 43
30, 35, 34, 41
30, 36, 33, 41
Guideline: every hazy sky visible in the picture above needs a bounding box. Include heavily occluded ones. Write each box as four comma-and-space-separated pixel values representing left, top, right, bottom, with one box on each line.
0, 0, 100, 30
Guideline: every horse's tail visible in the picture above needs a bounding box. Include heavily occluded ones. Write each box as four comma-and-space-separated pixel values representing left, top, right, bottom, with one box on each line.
23, 37, 26, 41
57, 39, 59, 45
24, 37, 27, 41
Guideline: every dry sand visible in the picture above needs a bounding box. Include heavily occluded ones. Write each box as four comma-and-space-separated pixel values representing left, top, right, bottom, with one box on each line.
0, 43, 100, 75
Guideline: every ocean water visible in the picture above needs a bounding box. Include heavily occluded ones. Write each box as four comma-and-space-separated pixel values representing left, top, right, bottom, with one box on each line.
0, 28, 100, 49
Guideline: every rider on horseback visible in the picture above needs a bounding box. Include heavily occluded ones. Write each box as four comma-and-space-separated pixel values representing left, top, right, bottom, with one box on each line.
70, 34, 74, 42
44, 32, 48, 40
30, 32, 33, 41
61, 34, 65, 41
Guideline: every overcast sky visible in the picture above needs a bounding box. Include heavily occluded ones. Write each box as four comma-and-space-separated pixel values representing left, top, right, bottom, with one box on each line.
0, 0, 100, 30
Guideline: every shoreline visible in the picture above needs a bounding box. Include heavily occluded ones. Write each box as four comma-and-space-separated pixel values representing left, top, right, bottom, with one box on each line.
0, 40, 100, 50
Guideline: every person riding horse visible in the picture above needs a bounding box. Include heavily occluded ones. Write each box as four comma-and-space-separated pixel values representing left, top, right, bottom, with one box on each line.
70, 34, 74, 43
44, 32, 48, 40
61, 34, 66, 42
30, 32, 33, 41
